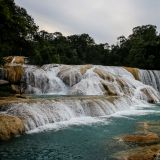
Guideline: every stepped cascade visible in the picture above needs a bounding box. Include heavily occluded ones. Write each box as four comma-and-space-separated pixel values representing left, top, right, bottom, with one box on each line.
0, 64, 160, 133
2, 96, 133, 131
23, 65, 160, 101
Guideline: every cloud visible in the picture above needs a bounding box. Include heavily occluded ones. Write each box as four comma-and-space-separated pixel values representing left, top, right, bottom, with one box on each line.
15, 0, 160, 44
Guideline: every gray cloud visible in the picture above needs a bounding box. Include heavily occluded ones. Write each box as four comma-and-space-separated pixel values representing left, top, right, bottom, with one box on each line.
15, 0, 160, 44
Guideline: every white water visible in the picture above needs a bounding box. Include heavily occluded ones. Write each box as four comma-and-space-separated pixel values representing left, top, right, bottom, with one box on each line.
3, 96, 135, 131
139, 69, 160, 92
2, 96, 159, 133
1, 64, 160, 133
23, 65, 160, 102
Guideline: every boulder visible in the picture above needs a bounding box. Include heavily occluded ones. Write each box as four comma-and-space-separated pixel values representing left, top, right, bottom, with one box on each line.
0, 115, 25, 141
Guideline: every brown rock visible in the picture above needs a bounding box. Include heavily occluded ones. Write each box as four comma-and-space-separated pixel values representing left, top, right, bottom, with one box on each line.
3, 56, 25, 65
121, 132, 159, 144
93, 68, 114, 81
114, 144, 160, 160
124, 67, 140, 80
80, 64, 93, 75
101, 81, 118, 96
0, 115, 25, 141
4, 65, 24, 83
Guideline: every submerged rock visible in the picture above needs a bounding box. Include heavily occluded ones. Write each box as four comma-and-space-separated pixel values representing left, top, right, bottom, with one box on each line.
121, 132, 160, 145
113, 144, 160, 160
0, 115, 25, 141
137, 121, 160, 136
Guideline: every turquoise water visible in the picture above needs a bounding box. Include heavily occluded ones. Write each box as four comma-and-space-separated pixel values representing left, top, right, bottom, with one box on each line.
0, 104, 160, 160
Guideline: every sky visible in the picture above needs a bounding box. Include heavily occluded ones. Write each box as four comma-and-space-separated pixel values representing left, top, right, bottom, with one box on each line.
15, 0, 160, 44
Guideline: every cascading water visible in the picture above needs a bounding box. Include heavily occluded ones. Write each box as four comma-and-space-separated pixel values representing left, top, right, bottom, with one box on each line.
23, 64, 68, 94
23, 65, 160, 100
1, 64, 160, 133
2, 96, 135, 131
139, 69, 160, 92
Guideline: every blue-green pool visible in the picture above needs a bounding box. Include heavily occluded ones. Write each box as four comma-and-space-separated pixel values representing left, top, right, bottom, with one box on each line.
0, 104, 160, 160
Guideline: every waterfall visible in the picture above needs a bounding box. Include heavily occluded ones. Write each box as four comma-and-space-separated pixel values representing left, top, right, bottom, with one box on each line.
23, 64, 68, 94
23, 64, 160, 102
139, 70, 160, 92
2, 96, 134, 131
1, 64, 160, 133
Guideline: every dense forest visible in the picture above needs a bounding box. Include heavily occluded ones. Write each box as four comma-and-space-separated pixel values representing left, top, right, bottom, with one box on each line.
0, 0, 160, 69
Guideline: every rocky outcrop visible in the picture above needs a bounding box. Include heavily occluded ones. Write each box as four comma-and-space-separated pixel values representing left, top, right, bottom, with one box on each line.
4, 65, 24, 83
0, 115, 25, 141
3, 56, 26, 65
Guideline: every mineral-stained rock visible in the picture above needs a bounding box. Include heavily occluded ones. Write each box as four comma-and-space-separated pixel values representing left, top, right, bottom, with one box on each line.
80, 64, 93, 75
113, 144, 160, 160
0, 115, 25, 141
58, 65, 82, 86
4, 65, 24, 83
93, 68, 114, 81
121, 132, 160, 145
124, 67, 140, 80
101, 81, 118, 96
3, 56, 25, 65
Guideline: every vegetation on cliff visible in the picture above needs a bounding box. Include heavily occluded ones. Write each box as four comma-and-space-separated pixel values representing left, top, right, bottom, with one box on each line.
0, 0, 160, 69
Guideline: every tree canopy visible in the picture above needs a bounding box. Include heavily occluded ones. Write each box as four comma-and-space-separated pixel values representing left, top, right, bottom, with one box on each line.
0, 0, 160, 69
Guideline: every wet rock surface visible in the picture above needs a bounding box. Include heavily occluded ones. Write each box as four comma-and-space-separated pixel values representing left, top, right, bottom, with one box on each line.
114, 121, 160, 160
121, 132, 160, 145
114, 144, 160, 160
0, 115, 25, 141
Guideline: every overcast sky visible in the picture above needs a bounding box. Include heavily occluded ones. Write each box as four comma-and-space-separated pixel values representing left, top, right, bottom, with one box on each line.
15, 0, 160, 44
